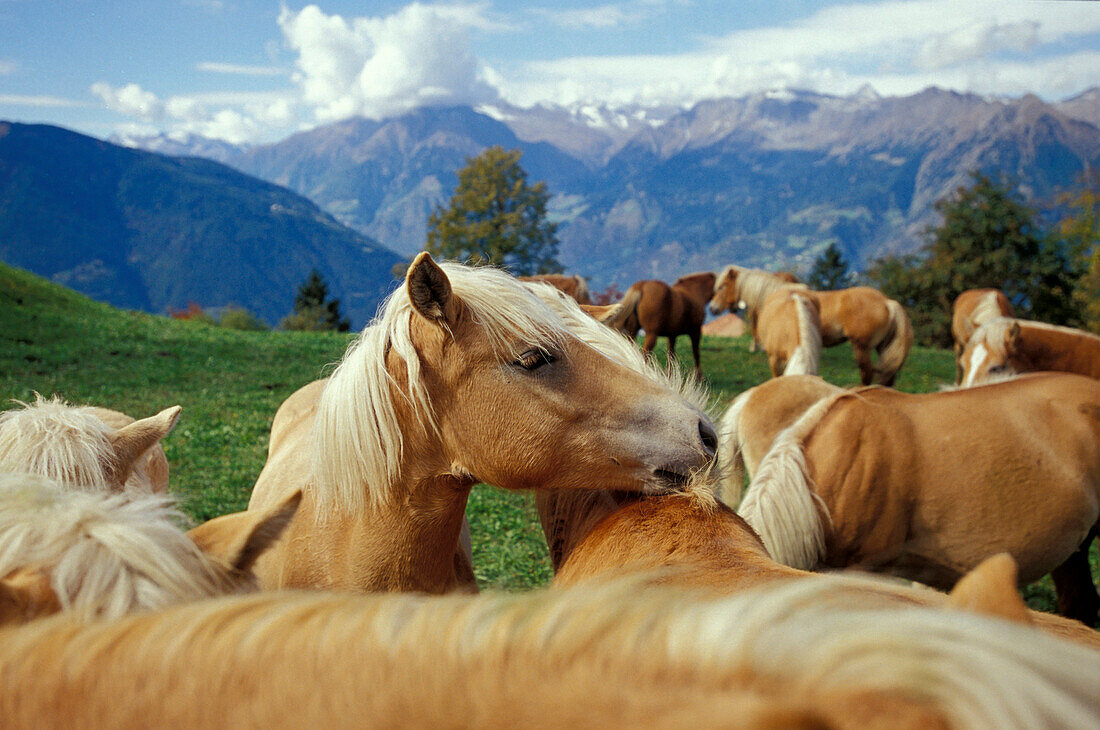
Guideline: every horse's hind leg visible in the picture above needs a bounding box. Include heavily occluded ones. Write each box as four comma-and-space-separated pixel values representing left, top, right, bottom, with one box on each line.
853, 344, 874, 385
689, 332, 703, 379
642, 331, 658, 360
666, 335, 679, 370
1051, 529, 1099, 626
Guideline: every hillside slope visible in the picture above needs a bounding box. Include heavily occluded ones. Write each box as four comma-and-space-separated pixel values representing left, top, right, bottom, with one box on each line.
0, 122, 402, 327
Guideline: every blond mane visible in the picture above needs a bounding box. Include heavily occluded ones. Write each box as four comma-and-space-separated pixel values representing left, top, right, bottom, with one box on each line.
0, 473, 245, 621
783, 293, 822, 376
310, 266, 709, 515
736, 269, 805, 311
737, 392, 848, 569
5, 575, 1098, 727
0, 396, 116, 491
971, 291, 1009, 329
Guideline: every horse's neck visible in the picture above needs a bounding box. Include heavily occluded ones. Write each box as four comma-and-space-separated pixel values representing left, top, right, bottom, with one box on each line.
674, 275, 715, 305
1020, 324, 1100, 374
283, 476, 473, 594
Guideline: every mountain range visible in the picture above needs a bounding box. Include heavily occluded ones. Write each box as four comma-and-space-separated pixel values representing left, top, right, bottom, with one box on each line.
0, 122, 401, 327
118, 86, 1100, 291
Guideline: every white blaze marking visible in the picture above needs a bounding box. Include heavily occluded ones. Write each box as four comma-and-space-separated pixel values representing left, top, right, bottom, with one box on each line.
964, 343, 987, 387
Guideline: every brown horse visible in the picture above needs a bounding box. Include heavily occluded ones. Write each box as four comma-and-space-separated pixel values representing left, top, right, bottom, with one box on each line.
517, 273, 591, 304
0, 472, 298, 624
737, 373, 1100, 624
710, 267, 912, 385
951, 289, 1014, 383
615, 271, 717, 377
0, 396, 180, 494
245, 253, 716, 594
3, 574, 1099, 728
754, 290, 822, 378
709, 265, 807, 352
960, 317, 1100, 387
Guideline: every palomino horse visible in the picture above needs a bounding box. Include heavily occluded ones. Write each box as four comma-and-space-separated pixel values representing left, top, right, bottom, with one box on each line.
960, 317, 1100, 387
536, 483, 1100, 649
517, 273, 591, 304
951, 288, 1014, 383
2, 577, 1098, 728
245, 253, 717, 594
710, 267, 913, 385
737, 372, 1100, 624
0, 396, 180, 493
754, 289, 822, 378
614, 271, 717, 378
716, 374, 842, 506
0, 472, 298, 623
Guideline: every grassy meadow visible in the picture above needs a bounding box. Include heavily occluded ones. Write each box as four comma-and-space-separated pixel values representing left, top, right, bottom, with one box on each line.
0, 261, 1092, 613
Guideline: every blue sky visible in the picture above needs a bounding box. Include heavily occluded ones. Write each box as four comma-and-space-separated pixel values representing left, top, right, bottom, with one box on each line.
2, 0, 1099, 144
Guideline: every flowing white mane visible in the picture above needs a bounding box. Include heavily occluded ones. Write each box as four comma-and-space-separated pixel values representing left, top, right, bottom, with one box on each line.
310, 264, 708, 514
0, 396, 115, 491
0, 473, 243, 621
736, 269, 805, 312
8, 574, 1098, 727
971, 291, 1009, 329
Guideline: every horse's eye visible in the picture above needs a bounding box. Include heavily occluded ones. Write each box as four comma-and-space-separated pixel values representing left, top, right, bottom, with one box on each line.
989, 365, 1007, 374
514, 349, 555, 371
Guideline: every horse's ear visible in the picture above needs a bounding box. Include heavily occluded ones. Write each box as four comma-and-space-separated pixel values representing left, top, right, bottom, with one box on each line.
187, 491, 301, 573
0, 569, 60, 624
108, 405, 182, 481
406, 252, 458, 327
947, 553, 1031, 625
1006, 321, 1022, 351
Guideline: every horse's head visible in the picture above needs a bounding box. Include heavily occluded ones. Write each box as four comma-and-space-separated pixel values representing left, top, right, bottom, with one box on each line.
709, 265, 741, 315
0, 474, 298, 624
960, 317, 1018, 387
314, 253, 717, 511
0, 397, 181, 494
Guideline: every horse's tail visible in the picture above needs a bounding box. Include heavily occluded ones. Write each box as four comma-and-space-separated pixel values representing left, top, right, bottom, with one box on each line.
737, 392, 846, 569
572, 275, 591, 305
612, 284, 643, 338
783, 293, 822, 376
873, 299, 913, 385
716, 389, 754, 507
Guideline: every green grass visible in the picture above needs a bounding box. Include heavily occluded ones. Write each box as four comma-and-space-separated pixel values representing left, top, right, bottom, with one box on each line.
0, 261, 1093, 616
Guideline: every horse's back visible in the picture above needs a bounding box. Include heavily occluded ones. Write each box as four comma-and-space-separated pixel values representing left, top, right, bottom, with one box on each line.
739, 376, 842, 474
249, 381, 321, 512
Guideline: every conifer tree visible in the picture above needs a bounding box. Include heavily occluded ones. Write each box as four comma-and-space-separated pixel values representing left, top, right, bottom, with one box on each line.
281, 269, 350, 332
806, 242, 852, 290
426, 146, 561, 275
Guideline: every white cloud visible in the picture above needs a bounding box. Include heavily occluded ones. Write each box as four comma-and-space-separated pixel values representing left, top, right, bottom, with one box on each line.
529, 4, 646, 30
0, 93, 84, 108
196, 62, 287, 76
0, 60, 16, 75
278, 3, 501, 121
90, 82, 164, 120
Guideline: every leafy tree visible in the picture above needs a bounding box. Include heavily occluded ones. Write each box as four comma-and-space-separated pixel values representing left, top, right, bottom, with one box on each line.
806, 242, 853, 290
280, 270, 350, 332
867, 173, 1073, 346
426, 146, 562, 275
1058, 179, 1100, 332
218, 305, 268, 331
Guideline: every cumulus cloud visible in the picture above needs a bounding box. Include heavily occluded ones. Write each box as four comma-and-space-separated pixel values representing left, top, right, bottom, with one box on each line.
90, 81, 299, 144
196, 62, 286, 76
278, 3, 501, 121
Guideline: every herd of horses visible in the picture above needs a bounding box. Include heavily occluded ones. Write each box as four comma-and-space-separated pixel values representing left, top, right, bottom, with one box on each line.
1, 253, 1100, 727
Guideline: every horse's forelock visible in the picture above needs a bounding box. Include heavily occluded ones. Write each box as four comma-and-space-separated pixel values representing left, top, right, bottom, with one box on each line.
0, 397, 114, 490
0, 473, 240, 621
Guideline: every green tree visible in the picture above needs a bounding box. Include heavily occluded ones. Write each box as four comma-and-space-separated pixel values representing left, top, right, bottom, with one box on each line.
217, 305, 268, 331
426, 146, 562, 275
806, 242, 853, 290
280, 270, 350, 332
1057, 178, 1100, 332
867, 173, 1073, 346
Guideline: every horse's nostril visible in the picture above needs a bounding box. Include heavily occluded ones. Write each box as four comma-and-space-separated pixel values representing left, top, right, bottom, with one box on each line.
698, 419, 718, 457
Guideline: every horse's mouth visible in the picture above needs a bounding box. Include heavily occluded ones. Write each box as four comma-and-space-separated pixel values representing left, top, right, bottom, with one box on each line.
650, 467, 693, 492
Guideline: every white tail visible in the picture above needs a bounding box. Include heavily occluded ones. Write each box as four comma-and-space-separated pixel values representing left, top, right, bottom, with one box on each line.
782, 293, 822, 376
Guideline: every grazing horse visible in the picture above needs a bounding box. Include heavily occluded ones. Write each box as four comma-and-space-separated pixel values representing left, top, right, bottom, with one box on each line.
709, 265, 807, 352
710, 267, 913, 385
737, 373, 1100, 624
960, 317, 1100, 386
951, 288, 1014, 383
0, 472, 298, 623
614, 272, 717, 377
716, 375, 842, 506
754, 290, 822, 378
517, 273, 591, 304
245, 253, 717, 594
0, 396, 180, 494
2, 577, 1099, 728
